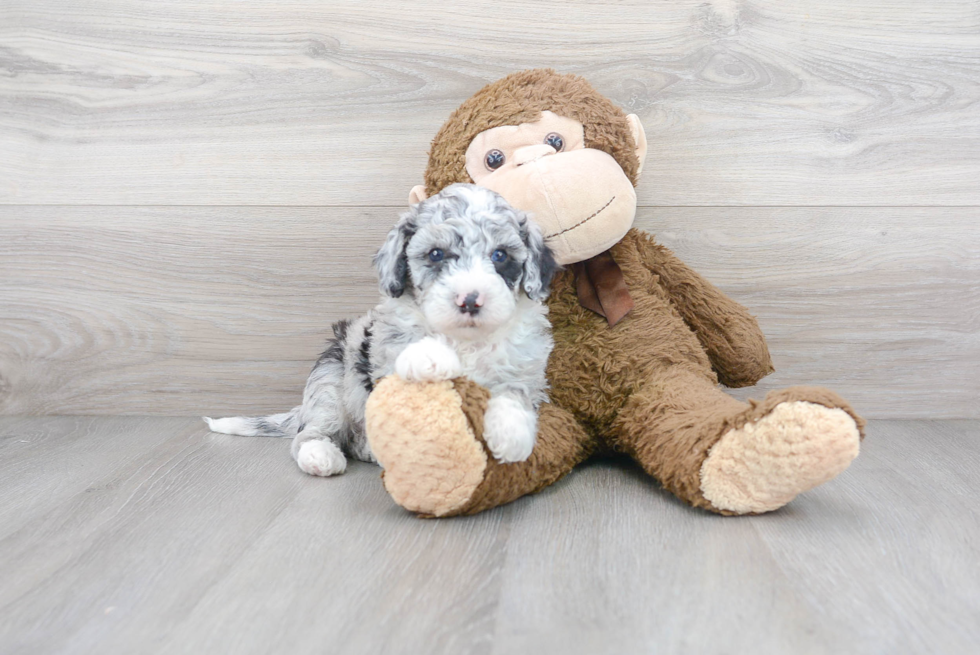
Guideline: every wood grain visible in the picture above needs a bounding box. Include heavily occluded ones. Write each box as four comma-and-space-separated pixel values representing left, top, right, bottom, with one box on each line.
640, 208, 980, 417
2, 2, 977, 650
490, 419, 980, 655
0, 417, 977, 654
2, 1, 979, 205
0, 206, 386, 416
1, 206, 976, 418
0, 415, 181, 540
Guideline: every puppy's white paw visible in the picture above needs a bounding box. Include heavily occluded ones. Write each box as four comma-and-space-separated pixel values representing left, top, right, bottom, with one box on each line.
296, 440, 347, 477
395, 337, 462, 382
483, 397, 537, 463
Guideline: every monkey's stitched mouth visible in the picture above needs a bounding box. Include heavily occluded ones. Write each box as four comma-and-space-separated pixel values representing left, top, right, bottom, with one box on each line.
543, 196, 616, 241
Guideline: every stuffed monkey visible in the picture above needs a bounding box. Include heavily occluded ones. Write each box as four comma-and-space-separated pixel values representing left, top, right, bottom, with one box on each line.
365, 69, 864, 517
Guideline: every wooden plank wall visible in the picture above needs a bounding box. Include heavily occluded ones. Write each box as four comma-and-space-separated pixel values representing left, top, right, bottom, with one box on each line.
1, 1, 978, 418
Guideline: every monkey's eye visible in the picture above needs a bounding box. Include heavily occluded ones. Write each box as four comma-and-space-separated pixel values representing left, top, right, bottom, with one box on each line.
428, 248, 445, 263
491, 249, 508, 263
485, 149, 505, 170
544, 133, 564, 151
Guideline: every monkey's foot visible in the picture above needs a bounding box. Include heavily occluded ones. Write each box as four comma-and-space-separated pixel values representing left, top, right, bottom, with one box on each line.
700, 396, 862, 514
366, 376, 590, 517
365, 376, 488, 517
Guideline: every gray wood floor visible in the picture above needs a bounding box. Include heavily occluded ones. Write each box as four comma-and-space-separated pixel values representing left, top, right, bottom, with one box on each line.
0, 417, 977, 655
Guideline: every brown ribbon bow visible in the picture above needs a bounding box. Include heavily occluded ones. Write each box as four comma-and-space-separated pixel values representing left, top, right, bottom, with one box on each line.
571, 250, 634, 326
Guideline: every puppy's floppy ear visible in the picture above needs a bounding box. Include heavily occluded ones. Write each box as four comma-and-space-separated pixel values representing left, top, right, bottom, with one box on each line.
374, 208, 418, 298
519, 213, 559, 301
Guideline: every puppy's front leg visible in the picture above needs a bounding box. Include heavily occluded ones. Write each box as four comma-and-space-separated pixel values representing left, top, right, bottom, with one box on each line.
291, 427, 347, 477
483, 394, 538, 463
395, 336, 462, 383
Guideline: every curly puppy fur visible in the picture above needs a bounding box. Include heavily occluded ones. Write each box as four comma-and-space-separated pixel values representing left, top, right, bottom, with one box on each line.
205, 184, 557, 475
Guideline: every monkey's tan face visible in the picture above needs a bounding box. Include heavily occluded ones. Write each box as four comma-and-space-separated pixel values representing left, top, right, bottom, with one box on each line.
459, 111, 645, 265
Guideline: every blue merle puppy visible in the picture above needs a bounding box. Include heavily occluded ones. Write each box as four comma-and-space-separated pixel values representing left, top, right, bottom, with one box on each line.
205, 184, 557, 477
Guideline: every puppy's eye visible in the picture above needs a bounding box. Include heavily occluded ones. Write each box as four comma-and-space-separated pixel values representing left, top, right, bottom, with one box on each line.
544, 133, 564, 151
485, 149, 505, 171
428, 248, 445, 263
491, 249, 508, 263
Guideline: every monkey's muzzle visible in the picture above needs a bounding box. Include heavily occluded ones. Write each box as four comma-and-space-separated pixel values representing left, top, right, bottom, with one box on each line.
480, 149, 637, 265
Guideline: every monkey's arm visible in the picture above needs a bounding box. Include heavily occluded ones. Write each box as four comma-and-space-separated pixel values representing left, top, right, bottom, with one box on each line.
635, 234, 774, 388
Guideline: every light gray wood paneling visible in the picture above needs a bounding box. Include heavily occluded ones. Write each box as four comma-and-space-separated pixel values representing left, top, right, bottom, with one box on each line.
0, 417, 977, 654
1, 206, 976, 418
641, 208, 980, 417
2, 1, 978, 205
0, 206, 385, 416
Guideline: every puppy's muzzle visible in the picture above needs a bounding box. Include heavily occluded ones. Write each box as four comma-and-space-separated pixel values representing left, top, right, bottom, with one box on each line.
456, 291, 485, 315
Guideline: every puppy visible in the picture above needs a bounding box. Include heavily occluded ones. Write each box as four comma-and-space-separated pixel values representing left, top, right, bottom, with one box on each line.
205, 184, 557, 476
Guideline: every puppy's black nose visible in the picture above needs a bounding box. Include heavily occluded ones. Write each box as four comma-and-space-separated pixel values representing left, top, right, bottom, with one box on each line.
457, 292, 482, 315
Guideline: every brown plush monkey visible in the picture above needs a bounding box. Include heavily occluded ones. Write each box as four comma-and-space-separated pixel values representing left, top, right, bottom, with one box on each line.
365, 69, 864, 517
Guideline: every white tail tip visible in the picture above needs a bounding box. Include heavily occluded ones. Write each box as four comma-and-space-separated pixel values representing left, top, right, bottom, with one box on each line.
202, 416, 255, 435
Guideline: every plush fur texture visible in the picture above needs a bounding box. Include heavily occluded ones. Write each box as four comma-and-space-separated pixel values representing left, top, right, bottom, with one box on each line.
369, 231, 865, 517
366, 376, 595, 517
366, 378, 489, 516
206, 184, 557, 473
700, 401, 862, 514
365, 69, 865, 517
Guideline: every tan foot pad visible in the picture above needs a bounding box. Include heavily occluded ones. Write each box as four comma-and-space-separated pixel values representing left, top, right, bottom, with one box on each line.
700, 401, 860, 514
365, 376, 487, 517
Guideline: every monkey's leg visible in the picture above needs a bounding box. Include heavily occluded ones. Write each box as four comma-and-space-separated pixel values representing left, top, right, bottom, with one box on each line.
610, 368, 865, 515
365, 376, 594, 517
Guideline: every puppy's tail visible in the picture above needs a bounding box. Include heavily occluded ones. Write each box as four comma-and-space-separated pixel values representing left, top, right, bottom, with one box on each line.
203, 407, 301, 438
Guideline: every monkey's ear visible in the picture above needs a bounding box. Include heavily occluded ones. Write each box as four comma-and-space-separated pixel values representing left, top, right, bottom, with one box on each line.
374, 209, 418, 298
626, 114, 648, 177
520, 215, 559, 301
409, 185, 428, 205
